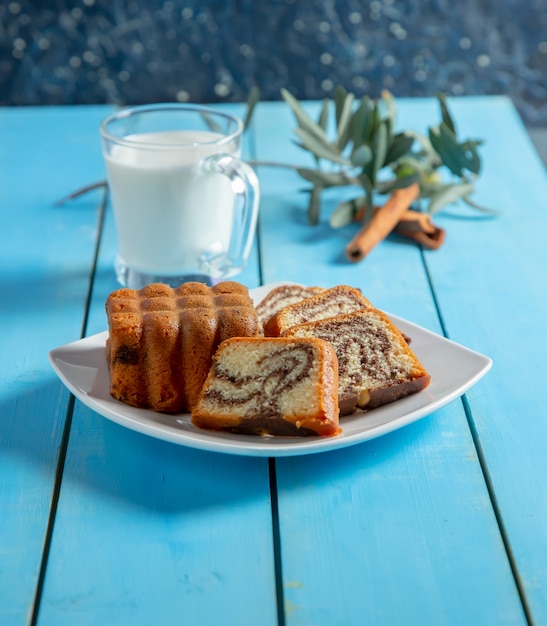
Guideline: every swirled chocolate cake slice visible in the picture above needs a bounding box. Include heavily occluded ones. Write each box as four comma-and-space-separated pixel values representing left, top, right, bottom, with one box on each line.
191, 337, 341, 437
284, 308, 430, 415
255, 284, 325, 333
263, 285, 373, 337
106, 281, 259, 414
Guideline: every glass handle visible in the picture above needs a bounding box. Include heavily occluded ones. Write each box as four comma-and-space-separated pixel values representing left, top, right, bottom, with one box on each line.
201, 153, 260, 276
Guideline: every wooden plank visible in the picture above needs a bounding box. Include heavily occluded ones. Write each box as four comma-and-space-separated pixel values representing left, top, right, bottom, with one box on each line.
0, 106, 109, 624
253, 99, 528, 625
35, 105, 277, 626
37, 411, 276, 626
419, 95, 547, 625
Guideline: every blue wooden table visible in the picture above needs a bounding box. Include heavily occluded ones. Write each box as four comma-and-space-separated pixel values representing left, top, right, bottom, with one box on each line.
1, 97, 546, 626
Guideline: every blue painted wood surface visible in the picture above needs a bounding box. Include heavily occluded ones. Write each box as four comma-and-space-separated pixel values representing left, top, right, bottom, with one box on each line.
0, 97, 546, 625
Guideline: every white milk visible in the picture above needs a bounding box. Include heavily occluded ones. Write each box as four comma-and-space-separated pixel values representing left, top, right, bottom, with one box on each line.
104, 130, 237, 275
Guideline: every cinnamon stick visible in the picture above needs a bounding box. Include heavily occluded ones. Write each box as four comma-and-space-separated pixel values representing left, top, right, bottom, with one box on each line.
346, 183, 420, 262
351, 200, 446, 251
394, 212, 446, 250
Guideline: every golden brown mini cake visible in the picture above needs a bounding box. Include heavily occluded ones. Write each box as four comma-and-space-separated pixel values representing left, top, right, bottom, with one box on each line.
191, 337, 341, 437
284, 308, 430, 415
255, 284, 325, 332
263, 285, 373, 337
105, 281, 259, 413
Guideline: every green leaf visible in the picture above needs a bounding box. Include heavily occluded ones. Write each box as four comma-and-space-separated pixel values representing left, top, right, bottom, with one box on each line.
329, 197, 365, 228
430, 122, 482, 178
381, 90, 396, 145
384, 117, 393, 146
296, 168, 350, 187
350, 144, 373, 168
460, 140, 482, 175
384, 132, 415, 166
383, 89, 396, 117
427, 182, 475, 214
357, 171, 374, 218
371, 120, 388, 179
349, 97, 372, 147
243, 86, 260, 131
334, 85, 348, 126
361, 117, 387, 184
281, 88, 311, 124
317, 98, 330, 132
369, 101, 381, 142
437, 92, 456, 135
281, 88, 331, 145
308, 185, 323, 225
429, 123, 465, 177
293, 127, 349, 165
337, 93, 355, 150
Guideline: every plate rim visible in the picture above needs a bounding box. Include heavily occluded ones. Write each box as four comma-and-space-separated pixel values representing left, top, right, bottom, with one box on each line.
48, 283, 493, 457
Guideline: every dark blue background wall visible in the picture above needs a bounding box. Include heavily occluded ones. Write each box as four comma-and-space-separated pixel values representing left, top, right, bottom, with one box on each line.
2, 0, 546, 129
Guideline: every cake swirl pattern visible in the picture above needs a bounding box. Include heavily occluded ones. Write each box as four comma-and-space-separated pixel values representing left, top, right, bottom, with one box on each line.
192, 337, 341, 437
205, 344, 316, 416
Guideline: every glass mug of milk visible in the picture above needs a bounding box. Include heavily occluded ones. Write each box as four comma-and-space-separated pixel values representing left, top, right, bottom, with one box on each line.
99, 103, 260, 288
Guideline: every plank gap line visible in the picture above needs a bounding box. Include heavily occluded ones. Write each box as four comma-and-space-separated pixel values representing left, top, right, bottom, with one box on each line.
460, 395, 534, 625
30, 186, 109, 625
269, 457, 287, 626
419, 247, 534, 626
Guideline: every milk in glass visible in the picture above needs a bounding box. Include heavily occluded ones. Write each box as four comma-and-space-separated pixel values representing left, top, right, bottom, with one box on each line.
105, 130, 236, 275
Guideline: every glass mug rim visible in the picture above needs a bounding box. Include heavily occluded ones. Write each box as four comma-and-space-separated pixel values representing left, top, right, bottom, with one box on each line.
99, 102, 244, 150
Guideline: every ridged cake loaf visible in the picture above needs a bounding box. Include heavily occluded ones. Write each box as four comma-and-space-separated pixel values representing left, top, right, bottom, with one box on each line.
192, 336, 341, 437
105, 281, 259, 413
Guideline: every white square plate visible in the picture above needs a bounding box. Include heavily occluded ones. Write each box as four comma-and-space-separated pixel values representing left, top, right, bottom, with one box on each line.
49, 283, 492, 457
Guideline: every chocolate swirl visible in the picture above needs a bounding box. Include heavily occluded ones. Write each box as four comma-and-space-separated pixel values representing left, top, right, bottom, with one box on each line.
205, 344, 315, 419
292, 293, 366, 321
334, 318, 408, 390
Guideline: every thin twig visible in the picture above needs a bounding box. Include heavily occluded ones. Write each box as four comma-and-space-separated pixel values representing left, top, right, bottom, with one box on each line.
55, 180, 107, 206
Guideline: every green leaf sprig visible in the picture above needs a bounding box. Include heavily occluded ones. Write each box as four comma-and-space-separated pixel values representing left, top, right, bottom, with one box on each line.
276, 87, 495, 227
